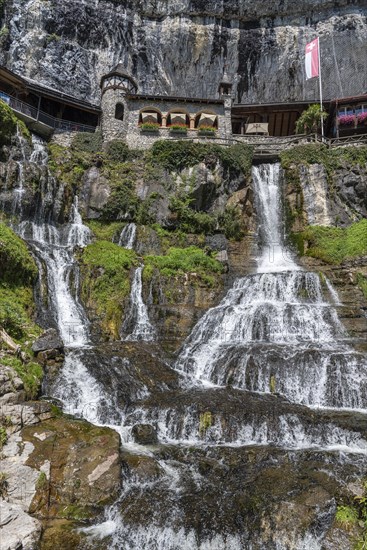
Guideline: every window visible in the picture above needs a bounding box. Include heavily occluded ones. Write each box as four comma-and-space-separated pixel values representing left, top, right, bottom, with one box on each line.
115, 103, 124, 121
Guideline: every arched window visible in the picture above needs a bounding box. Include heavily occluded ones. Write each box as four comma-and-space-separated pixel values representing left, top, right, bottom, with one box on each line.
166, 110, 190, 128
138, 108, 163, 126
194, 112, 218, 129
115, 103, 124, 121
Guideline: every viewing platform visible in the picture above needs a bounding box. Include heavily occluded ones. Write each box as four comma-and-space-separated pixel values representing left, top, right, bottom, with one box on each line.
2, 95, 97, 138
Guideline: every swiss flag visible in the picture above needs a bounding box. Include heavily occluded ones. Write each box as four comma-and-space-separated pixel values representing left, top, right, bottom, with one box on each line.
305, 38, 319, 80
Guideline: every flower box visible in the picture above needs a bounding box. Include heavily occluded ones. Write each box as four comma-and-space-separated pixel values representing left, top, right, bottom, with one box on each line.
198, 126, 216, 137
338, 114, 355, 127
169, 124, 188, 134
357, 112, 367, 125
140, 122, 160, 133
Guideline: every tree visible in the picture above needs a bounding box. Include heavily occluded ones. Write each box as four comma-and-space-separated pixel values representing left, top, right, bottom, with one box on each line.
295, 104, 328, 135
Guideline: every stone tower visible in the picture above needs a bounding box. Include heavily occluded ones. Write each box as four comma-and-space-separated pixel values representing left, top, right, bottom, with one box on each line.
218, 71, 234, 138
100, 63, 138, 141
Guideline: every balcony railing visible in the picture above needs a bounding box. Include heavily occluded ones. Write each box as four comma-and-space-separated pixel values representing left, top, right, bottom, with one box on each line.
1, 93, 97, 134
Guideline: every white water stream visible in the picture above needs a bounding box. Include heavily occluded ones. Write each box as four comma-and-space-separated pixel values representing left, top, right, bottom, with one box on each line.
4, 140, 366, 549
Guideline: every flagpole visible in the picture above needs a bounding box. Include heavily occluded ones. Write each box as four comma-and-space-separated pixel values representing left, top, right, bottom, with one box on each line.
317, 37, 324, 141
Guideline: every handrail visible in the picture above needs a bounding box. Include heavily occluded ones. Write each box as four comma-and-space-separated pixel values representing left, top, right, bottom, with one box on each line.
1, 94, 97, 134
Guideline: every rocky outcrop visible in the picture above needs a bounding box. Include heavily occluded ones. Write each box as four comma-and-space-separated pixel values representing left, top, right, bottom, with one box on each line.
285, 158, 367, 230
0, 501, 42, 550
1, 0, 366, 104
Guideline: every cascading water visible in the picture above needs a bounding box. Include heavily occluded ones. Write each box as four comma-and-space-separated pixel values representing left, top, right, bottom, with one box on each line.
4, 135, 367, 550
122, 265, 156, 342
175, 164, 367, 410
118, 222, 137, 249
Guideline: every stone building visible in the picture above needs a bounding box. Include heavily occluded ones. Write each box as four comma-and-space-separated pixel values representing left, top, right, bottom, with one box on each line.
100, 63, 234, 148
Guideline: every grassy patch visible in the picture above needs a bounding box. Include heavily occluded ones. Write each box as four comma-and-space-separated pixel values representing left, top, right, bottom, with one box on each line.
295, 219, 367, 264
357, 273, 367, 299
1, 355, 43, 399
86, 220, 124, 242
79, 242, 138, 338
0, 222, 38, 285
335, 505, 359, 531
145, 246, 223, 286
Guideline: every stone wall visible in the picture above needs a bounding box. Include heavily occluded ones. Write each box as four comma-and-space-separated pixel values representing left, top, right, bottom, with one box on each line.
123, 97, 229, 148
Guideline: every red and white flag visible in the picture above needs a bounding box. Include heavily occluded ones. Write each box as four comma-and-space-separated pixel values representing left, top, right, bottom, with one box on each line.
305, 38, 319, 80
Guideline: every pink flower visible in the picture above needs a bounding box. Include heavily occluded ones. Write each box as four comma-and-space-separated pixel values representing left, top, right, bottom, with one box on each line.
338, 114, 355, 126
357, 112, 367, 124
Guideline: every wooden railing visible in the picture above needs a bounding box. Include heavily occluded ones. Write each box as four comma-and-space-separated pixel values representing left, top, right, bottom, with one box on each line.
2, 95, 96, 134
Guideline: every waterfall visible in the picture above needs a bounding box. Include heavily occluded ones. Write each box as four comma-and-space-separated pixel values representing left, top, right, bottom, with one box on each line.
18, 198, 92, 347
175, 164, 367, 410
253, 163, 298, 273
11, 127, 28, 215
3, 134, 366, 549
118, 222, 137, 249
122, 266, 156, 342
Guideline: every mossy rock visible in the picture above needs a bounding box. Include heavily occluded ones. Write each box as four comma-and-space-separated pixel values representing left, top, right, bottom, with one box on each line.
22, 416, 121, 520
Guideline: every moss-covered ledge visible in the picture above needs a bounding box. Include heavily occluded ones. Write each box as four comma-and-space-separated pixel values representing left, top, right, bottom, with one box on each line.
78, 241, 138, 339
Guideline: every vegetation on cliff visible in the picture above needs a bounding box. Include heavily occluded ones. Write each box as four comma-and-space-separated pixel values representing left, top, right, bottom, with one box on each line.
79, 241, 138, 338
49, 136, 251, 241
294, 219, 367, 264
0, 101, 30, 155
281, 143, 367, 184
0, 222, 42, 397
144, 246, 224, 287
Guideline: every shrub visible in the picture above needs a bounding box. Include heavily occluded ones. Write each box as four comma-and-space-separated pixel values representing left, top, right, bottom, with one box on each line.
0, 100, 17, 147
218, 206, 244, 240
105, 140, 130, 162
71, 131, 102, 153
148, 140, 253, 176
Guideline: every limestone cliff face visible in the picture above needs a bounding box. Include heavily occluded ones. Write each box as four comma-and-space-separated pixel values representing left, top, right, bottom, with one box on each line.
1, 0, 366, 104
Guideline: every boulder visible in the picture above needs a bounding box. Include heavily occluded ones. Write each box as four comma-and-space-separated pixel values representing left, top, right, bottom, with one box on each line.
22, 417, 121, 520
32, 329, 64, 354
132, 423, 158, 445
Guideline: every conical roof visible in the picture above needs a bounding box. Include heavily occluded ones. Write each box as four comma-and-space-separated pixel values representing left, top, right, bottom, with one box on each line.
100, 63, 138, 91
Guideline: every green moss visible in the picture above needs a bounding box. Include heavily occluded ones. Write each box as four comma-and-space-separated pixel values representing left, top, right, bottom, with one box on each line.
0, 285, 40, 340
270, 375, 276, 394
0, 426, 7, 449
59, 504, 94, 521
86, 220, 124, 242
1, 356, 43, 399
0, 223, 40, 344
79, 242, 138, 338
357, 273, 367, 299
296, 220, 367, 264
199, 411, 213, 436
36, 471, 48, 490
0, 223, 38, 285
145, 246, 223, 286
